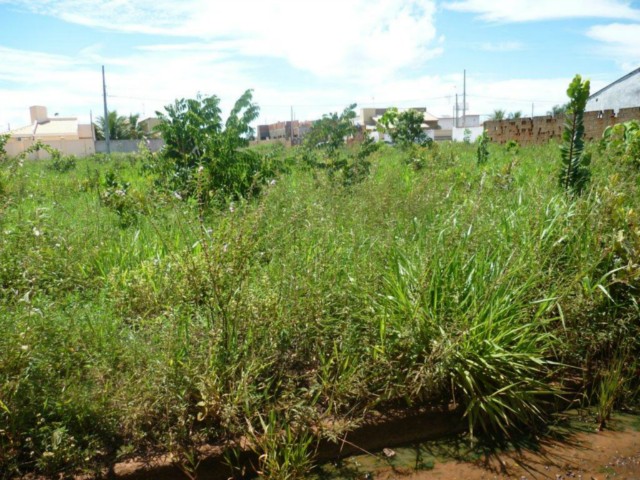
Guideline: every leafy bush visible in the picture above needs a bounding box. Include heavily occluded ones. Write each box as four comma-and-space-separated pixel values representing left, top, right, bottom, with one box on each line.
100, 171, 141, 227
48, 154, 77, 173
505, 140, 519, 154
378, 107, 432, 148
601, 120, 640, 168
155, 90, 281, 204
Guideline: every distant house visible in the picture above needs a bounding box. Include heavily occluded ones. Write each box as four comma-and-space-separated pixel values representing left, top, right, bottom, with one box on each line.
6, 106, 95, 158
139, 117, 162, 138
256, 120, 313, 143
586, 67, 640, 112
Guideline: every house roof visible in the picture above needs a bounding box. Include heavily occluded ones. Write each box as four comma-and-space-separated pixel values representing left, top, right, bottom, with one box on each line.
589, 66, 640, 99
9, 118, 79, 137
9, 124, 37, 136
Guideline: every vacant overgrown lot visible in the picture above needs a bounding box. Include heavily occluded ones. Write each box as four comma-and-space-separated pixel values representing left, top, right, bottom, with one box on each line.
1, 141, 638, 477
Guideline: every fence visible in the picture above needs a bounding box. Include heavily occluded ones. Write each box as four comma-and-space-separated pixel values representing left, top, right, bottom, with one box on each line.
95, 139, 165, 154
484, 107, 640, 145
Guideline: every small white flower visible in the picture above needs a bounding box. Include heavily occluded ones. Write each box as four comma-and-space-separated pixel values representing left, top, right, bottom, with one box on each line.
32, 228, 41, 237
173, 192, 182, 200
269, 179, 276, 186
20, 345, 29, 351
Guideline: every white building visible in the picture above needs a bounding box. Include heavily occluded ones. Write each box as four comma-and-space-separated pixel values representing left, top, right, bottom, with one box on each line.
586, 67, 640, 112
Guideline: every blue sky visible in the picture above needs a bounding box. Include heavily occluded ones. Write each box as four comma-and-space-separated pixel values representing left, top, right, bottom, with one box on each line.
1, 0, 639, 130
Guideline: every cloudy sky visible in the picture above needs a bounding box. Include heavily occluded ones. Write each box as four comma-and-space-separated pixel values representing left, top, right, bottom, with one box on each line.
1, 0, 639, 131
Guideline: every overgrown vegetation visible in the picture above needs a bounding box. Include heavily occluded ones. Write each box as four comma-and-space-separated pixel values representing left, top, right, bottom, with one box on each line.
0, 96, 639, 479
601, 119, 640, 168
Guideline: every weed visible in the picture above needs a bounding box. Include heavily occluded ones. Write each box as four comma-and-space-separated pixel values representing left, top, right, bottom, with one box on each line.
247, 411, 316, 480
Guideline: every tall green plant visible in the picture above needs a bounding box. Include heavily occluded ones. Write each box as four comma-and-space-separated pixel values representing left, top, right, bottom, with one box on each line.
476, 130, 489, 165
559, 75, 591, 194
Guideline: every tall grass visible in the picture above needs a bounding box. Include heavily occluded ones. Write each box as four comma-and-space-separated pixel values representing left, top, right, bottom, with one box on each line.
0, 141, 638, 477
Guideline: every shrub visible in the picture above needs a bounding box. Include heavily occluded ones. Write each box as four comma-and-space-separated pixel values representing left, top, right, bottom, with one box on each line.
155, 90, 281, 205
601, 120, 640, 168
378, 107, 432, 148
100, 171, 141, 227
505, 139, 519, 154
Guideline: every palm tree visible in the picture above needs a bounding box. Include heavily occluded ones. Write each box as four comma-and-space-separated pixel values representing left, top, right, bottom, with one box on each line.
94, 111, 130, 140
489, 109, 506, 121
547, 104, 568, 117
126, 114, 145, 140
508, 111, 523, 120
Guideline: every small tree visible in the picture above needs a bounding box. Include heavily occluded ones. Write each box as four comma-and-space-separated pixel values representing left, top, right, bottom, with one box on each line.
127, 114, 145, 140
559, 75, 591, 194
378, 108, 431, 148
507, 111, 522, 120
303, 104, 358, 156
302, 104, 379, 185
155, 89, 270, 203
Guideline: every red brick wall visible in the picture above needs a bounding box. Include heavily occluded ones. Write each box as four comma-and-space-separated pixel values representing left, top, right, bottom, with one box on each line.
484, 107, 640, 145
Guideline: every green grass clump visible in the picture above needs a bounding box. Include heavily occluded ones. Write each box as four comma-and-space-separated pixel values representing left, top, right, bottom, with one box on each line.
0, 141, 638, 477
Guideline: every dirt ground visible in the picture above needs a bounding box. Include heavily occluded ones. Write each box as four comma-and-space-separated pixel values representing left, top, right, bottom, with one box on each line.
373, 427, 640, 480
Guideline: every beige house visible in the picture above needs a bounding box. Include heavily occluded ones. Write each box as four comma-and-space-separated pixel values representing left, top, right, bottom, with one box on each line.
6, 106, 95, 158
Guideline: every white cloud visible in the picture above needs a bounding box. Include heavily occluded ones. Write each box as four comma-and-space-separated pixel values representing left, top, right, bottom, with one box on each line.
0, 43, 262, 130
477, 41, 523, 52
587, 23, 640, 71
3, 0, 441, 80
444, 0, 640, 22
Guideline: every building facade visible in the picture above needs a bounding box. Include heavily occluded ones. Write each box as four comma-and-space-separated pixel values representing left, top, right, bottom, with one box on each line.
586, 67, 640, 112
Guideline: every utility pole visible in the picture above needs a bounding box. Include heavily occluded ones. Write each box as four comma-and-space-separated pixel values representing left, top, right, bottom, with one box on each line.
531, 103, 534, 119
102, 65, 111, 155
455, 94, 459, 128
463, 69, 466, 128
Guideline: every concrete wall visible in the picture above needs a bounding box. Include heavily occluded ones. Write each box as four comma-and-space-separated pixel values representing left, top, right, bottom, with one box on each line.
484, 107, 640, 145
95, 139, 165, 154
587, 70, 640, 113
5, 138, 165, 158
452, 126, 483, 142
5, 138, 95, 159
